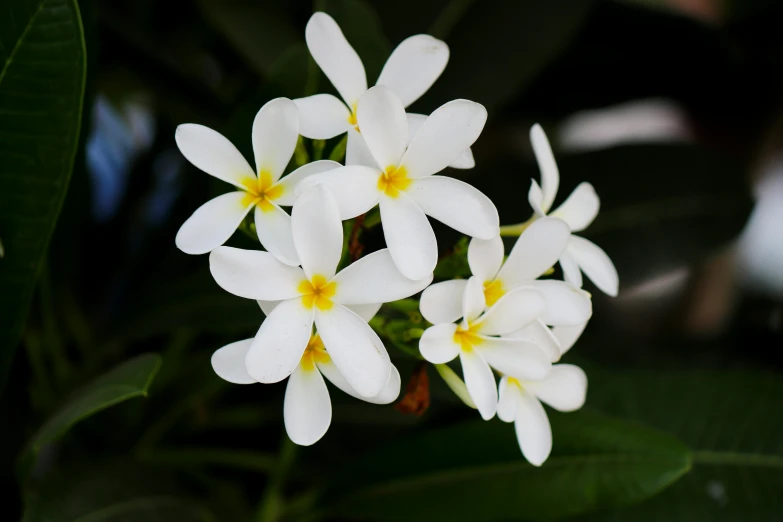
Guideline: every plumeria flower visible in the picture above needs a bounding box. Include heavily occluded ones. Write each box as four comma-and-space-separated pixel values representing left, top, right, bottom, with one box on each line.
209, 185, 432, 398
299, 86, 498, 280
497, 364, 587, 466
295, 12, 473, 169
419, 277, 552, 420
525, 124, 619, 296
175, 97, 339, 263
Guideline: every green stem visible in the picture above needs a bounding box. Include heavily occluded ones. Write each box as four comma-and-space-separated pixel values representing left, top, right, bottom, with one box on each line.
499, 215, 535, 237
257, 436, 298, 522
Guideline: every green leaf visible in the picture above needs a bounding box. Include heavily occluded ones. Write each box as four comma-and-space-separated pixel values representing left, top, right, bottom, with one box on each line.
0, 0, 87, 391
326, 411, 691, 521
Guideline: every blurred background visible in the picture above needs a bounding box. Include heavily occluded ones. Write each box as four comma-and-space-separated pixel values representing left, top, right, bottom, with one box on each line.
3, 0, 783, 520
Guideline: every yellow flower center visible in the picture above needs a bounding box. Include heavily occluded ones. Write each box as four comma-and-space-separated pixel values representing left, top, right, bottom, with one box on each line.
299, 334, 331, 372
507, 376, 521, 389
453, 322, 483, 352
347, 103, 359, 131
298, 274, 337, 311
483, 279, 505, 307
377, 165, 412, 198
240, 170, 284, 212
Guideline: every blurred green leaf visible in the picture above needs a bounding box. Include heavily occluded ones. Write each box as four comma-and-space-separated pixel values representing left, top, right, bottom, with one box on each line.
0, 0, 87, 392
326, 411, 691, 521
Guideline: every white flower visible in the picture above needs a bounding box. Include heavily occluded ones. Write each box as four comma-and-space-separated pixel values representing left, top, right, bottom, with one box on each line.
299, 86, 498, 280
294, 12, 473, 169
174, 97, 339, 262
527, 124, 619, 296
497, 365, 587, 466
419, 277, 551, 420
209, 185, 432, 398
211, 330, 401, 446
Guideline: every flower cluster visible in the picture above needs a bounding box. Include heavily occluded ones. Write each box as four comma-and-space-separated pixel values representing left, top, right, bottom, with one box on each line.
174, 12, 617, 458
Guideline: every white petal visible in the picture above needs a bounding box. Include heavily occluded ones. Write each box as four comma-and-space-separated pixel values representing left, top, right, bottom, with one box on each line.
530, 124, 559, 214
528, 280, 593, 326
246, 298, 314, 383
515, 389, 552, 466
211, 339, 255, 384
449, 148, 475, 169
401, 100, 487, 178
284, 362, 331, 446
318, 359, 401, 404
552, 323, 587, 355
478, 337, 550, 380
274, 160, 343, 207
497, 376, 520, 423
333, 249, 432, 305
460, 349, 497, 420
296, 165, 381, 220
527, 179, 545, 216
419, 280, 467, 324
495, 217, 570, 286
462, 276, 486, 324
254, 204, 299, 266
346, 303, 382, 323
559, 249, 583, 289
315, 304, 390, 398
508, 319, 562, 362
434, 363, 476, 409
377, 35, 449, 108
305, 12, 366, 107
526, 364, 587, 412
357, 86, 408, 170
379, 193, 437, 280
407, 115, 476, 171
475, 288, 545, 336
407, 176, 499, 240
209, 247, 304, 300
293, 94, 351, 140
252, 98, 299, 182
257, 300, 279, 316
176, 192, 253, 255
346, 127, 378, 168
175, 124, 255, 189
292, 185, 343, 279
468, 236, 504, 283
567, 236, 619, 297
551, 182, 600, 232
419, 323, 460, 364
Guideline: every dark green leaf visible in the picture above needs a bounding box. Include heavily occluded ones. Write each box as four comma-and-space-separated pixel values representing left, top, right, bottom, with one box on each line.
0, 0, 87, 391
327, 411, 691, 521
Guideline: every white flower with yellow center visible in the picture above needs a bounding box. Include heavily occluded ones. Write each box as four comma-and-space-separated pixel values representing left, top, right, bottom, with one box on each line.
294, 12, 473, 169
299, 86, 498, 280
524, 124, 619, 296
497, 365, 587, 466
174, 97, 339, 263
418, 277, 552, 420
209, 185, 432, 398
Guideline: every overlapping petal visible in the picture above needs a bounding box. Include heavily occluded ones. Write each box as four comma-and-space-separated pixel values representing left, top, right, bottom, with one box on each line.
528, 280, 593, 326
284, 362, 331, 446
175, 124, 255, 189
551, 182, 600, 232
567, 235, 619, 297
406, 113, 474, 169
346, 127, 378, 168
468, 236, 504, 283
476, 288, 545, 336
333, 249, 432, 305
419, 323, 460, 363
508, 319, 562, 362
551, 322, 587, 355
496, 217, 570, 286
318, 359, 401, 405
297, 166, 381, 219
293, 94, 352, 140
478, 338, 550, 380
252, 98, 299, 182
274, 160, 342, 207
514, 389, 552, 467
380, 193, 437, 280
357, 86, 408, 170
211, 339, 255, 384
292, 185, 343, 280
530, 124, 559, 214
526, 364, 587, 412
559, 249, 583, 288
419, 280, 467, 324
377, 35, 449, 108
254, 204, 299, 266
176, 192, 254, 255
462, 276, 486, 324
209, 247, 303, 300
460, 349, 497, 420
496, 376, 519, 423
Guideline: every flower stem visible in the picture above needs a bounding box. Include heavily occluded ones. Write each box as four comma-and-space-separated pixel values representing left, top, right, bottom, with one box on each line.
499, 216, 535, 237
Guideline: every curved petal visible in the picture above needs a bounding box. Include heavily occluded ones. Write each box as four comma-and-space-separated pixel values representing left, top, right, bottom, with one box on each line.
468, 236, 504, 283
293, 94, 351, 140
434, 363, 476, 409
419, 323, 460, 364
462, 276, 486, 324
528, 179, 545, 216
377, 34, 449, 107
346, 127, 378, 168
401, 100, 487, 178
274, 160, 343, 207
508, 319, 561, 362
407, 113, 473, 169
419, 280, 467, 324
315, 305, 390, 398
528, 280, 593, 326
347, 303, 382, 323
559, 249, 583, 289
449, 148, 475, 169
292, 185, 343, 279
254, 204, 299, 266
515, 389, 552, 466
284, 362, 331, 446
475, 288, 545, 336
333, 249, 432, 305
175, 124, 255, 189
257, 300, 279, 317
380, 193, 437, 280
246, 298, 314, 383
460, 349, 497, 420
496, 217, 570, 287
478, 337, 550, 380
211, 339, 255, 384
305, 12, 366, 107
357, 86, 408, 170
567, 236, 619, 297
497, 376, 520, 423
551, 182, 600, 232
176, 192, 254, 255
526, 364, 587, 412
252, 98, 299, 182
318, 359, 401, 405
530, 124, 559, 214
209, 247, 303, 300
297, 165, 381, 220
407, 176, 499, 240
552, 322, 587, 355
